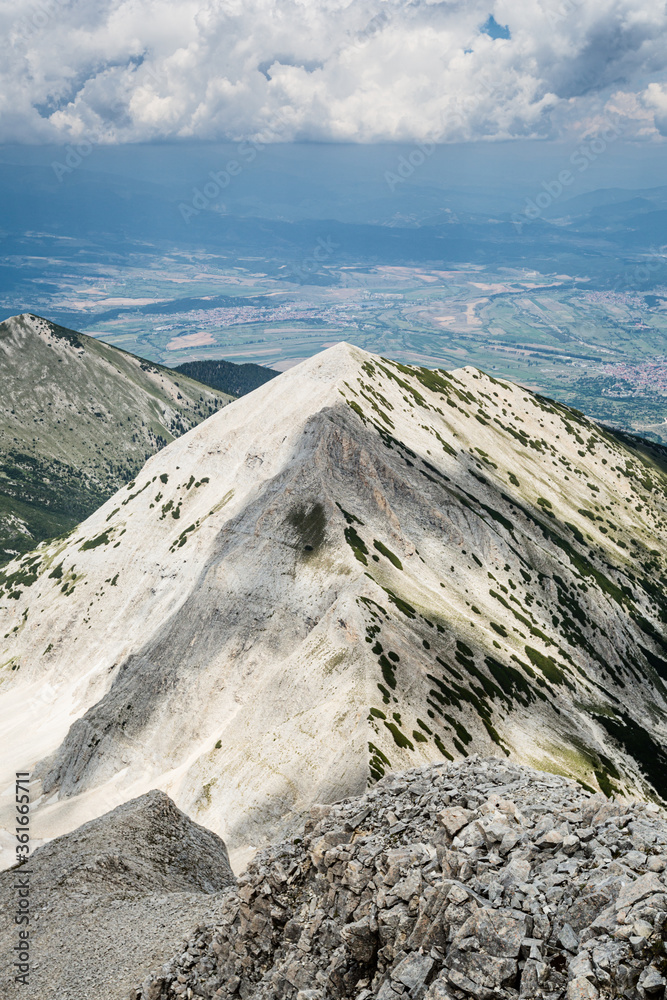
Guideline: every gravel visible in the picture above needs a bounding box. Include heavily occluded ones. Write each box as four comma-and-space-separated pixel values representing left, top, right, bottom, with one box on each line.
0, 790, 235, 1000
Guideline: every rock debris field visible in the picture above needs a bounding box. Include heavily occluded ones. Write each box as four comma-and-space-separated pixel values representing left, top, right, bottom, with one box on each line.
137, 758, 667, 1000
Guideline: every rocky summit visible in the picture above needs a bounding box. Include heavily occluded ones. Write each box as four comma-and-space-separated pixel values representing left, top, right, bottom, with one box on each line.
0, 790, 235, 1000
1, 343, 667, 867
137, 758, 667, 1000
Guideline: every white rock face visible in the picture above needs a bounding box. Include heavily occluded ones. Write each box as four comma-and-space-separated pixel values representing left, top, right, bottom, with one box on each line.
1, 342, 666, 868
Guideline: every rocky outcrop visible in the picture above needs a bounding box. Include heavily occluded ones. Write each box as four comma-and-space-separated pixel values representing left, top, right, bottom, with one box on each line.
138, 759, 667, 1000
0, 791, 235, 1000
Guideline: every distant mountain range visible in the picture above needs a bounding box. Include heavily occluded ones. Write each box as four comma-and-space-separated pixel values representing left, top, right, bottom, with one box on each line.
1, 343, 666, 869
173, 358, 278, 398
0, 314, 234, 564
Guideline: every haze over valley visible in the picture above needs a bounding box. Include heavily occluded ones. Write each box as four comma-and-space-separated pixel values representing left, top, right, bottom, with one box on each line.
2, 147, 666, 444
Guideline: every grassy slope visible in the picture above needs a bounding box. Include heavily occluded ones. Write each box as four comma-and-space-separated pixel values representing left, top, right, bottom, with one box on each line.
336, 357, 667, 798
0, 314, 233, 563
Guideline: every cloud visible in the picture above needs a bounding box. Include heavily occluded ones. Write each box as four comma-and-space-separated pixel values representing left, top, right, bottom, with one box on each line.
643, 82, 667, 136
3, 0, 667, 144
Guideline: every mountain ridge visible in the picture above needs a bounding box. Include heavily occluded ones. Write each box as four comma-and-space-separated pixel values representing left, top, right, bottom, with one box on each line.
1, 342, 666, 870
0, 789, 235, 1000
0, 313, 234, 564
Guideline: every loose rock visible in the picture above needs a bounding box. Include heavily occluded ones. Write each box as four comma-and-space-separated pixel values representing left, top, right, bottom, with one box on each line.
137, 758, 667, 1000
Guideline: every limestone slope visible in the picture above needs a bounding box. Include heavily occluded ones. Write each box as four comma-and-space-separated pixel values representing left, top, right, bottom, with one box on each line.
1, 342, 666, 867
0, 313, 233, 563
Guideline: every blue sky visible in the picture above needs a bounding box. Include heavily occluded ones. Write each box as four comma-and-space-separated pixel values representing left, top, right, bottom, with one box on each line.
3, 0, 667, 148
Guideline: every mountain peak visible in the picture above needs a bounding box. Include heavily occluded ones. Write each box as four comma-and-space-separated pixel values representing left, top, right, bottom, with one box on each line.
2, 311, 84, 347
0, 788, 234, 999
1, 345, 666, 866
0, 313, 233, 565
270, 339, 369, 382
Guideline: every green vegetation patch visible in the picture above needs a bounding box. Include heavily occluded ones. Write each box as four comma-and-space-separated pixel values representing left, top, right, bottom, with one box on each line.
373, 540, 403, 570
122, 481, 151, 506
171, 523, 198, 551
565, 522, 585, 544
381, 586, 417, 619
80, 531, 112, 551
638, 643, 667, 683
525, 645, 568, 687
369, 741, 391, 781
344, 525, 368, 564
174, 358, 276, 397
594, 710, 667, 799
443, 712, 473, 745
484, 655, 534, 707
377, 683, 391, 704
415, 367, 455, 395
287, 503, 327, 554
376, 362, 429, 408
0, 554, 42, 593
378, 654, 397, 690
384, 721, 414, 751
347, 399, 367, 423
434, 733, 454, 760
336, 502, 363, 525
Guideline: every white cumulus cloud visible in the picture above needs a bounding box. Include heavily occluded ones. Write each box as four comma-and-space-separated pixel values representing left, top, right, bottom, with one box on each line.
643, 81, 667, 136
3, 0, 667, 143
